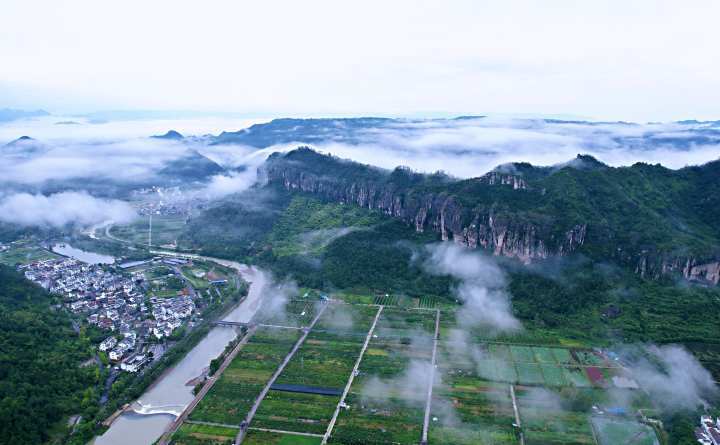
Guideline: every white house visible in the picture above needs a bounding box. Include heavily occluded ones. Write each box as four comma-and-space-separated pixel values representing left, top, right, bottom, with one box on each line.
98, 336, 117, 352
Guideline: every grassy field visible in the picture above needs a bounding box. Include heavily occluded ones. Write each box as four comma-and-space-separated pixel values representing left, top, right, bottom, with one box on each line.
0, 243, 59, 266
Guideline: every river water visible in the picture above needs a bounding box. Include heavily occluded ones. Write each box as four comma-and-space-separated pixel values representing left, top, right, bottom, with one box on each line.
51, 243, 116, 264
93, 258, 268, 445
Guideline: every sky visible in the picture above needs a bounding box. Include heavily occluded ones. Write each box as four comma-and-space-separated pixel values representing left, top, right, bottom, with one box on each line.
2, 0, 720, 122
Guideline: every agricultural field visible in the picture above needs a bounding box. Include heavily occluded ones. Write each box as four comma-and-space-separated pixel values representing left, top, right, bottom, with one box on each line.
108, 214, 188, 247
252, 304, 378, 434
327, 307, 436, 445
254, 299, 318, 328
0, 242, 59, 266
172, 423, 237, 445
591, 416, 659, 445
189, 327, 301, 425
243, 430, 321, 445
170, 304, 659, 445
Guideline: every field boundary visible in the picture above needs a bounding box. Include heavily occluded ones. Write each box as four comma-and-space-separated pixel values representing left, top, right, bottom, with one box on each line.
321, 305, 385, 445
235, 302, 329, 444
420, 309, 440, 445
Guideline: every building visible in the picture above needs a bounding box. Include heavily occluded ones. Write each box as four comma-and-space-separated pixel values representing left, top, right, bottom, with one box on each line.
120, 353, 148, 373
98, 336, 117, 352
698, 416, 720, 445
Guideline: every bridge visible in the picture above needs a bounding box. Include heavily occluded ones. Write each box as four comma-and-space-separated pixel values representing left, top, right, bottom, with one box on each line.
213, 320, 253, 328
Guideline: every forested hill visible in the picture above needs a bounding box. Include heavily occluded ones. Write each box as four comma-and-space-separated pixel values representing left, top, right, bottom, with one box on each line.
264, 147, 720, 284
0, 265, 97, 445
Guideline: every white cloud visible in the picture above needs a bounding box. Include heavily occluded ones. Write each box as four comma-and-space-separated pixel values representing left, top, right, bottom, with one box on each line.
0, 191, 137, 227
1, 1, 720, 120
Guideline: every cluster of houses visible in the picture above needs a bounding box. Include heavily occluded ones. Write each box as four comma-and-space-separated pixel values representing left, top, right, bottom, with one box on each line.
20, 257, 199, 373
21, 258, 145, 332
698, 416, 720, 445
150, 295, 195, 339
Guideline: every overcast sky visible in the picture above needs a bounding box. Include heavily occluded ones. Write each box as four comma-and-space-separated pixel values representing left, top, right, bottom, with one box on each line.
2, 0, 719, 121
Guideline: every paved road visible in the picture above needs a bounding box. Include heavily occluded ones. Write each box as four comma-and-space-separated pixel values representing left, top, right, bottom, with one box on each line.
322, 305, 384, 445
421, 309, 441, 445
235, 303, 328, 445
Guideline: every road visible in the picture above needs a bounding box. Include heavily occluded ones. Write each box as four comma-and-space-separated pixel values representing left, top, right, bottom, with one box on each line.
235, 303, 328, 445
421, 309, 441, 445
321, 305, 384, 445
510, 384, 525, 445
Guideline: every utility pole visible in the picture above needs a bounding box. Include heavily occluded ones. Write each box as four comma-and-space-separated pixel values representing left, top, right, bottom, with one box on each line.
148, 213, 153, 247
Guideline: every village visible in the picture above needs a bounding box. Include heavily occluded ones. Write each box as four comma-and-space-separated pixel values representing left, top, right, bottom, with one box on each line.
698, 415, 720, 445
19, 255, 202, 375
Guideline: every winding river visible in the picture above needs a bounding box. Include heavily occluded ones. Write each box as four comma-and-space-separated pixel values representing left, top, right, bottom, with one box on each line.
93, 253, 269, 445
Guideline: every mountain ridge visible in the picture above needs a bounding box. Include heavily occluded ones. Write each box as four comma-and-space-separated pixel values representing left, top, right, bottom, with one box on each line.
262, 147, 720, 284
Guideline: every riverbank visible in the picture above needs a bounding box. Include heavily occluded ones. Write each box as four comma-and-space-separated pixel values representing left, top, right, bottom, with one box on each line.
91, 257, 267, 445
77, 269, 250, 445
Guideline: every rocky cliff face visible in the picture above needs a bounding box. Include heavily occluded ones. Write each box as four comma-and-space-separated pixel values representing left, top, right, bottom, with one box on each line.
636, 255, 720, 285
264, 148, 720, 285
265, 163, 585, 263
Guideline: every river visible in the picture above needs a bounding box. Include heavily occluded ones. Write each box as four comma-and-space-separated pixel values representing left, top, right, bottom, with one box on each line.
93, 255, 269, 445
52, 243, 116, 264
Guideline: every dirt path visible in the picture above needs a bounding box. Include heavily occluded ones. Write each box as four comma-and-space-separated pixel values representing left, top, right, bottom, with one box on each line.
322, 305, 384, 445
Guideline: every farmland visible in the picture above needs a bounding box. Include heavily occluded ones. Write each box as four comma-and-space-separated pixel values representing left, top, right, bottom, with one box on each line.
167, 297, 660, 445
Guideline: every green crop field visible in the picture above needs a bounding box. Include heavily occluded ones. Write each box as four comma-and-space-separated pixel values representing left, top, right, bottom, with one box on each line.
189, 327, 300, 425
108, 214, 188, 247
591, 416, 659, 445
170, 304, 661, 445
172, 423, 237, 444
0, 244, 59, 266
244, 431, 321, 445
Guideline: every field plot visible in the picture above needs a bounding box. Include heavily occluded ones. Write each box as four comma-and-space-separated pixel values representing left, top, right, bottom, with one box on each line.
172, 423, 237, 445
0, 243, 59, 265
255, 299, 318, 328
109, 214, 188, 246
243, 430, 321, 445
591, 416, 659, 445
189, 327, 301, 425
516, 386, 596, 445
251, 304, 377, 434
430, 375, 518, 445
327, 307, 436, 444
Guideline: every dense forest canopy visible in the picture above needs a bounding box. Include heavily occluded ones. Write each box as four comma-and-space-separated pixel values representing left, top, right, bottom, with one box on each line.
0, 265, 97, 445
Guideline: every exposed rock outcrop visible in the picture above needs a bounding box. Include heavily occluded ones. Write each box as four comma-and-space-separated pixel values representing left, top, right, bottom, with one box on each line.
265, 159, 585, 263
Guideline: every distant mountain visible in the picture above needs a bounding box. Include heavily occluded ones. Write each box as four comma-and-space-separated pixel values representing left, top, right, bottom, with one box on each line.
151, 130, 184, 140
212, 117, 393, 146
158, 149, 225, 181
263, 147, 720, 284
1, 136, 47, 158
0, 108, 50, 122
209, 117, 720, 153
4, 135, 35, 146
